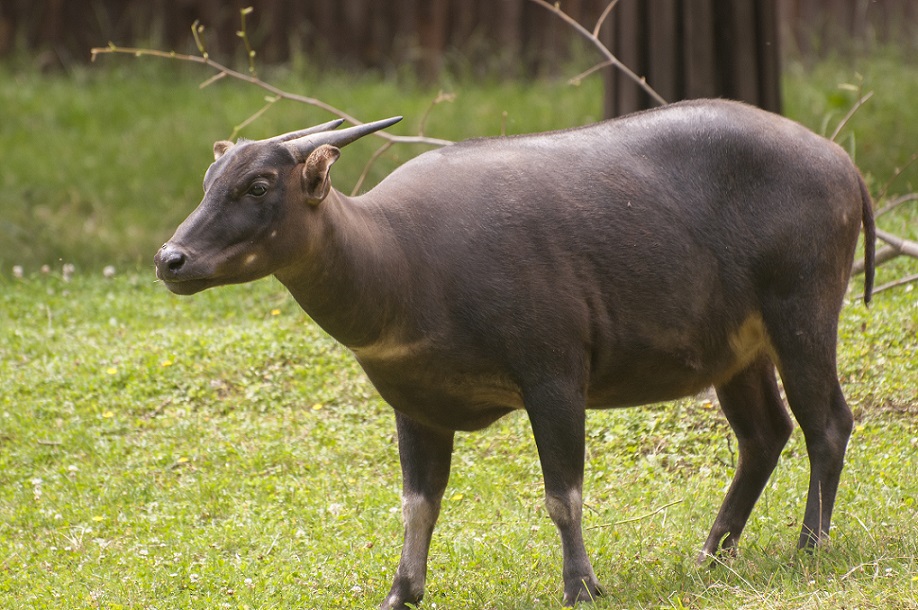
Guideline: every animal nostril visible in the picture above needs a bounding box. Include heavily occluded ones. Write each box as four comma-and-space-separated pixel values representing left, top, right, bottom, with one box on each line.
166, 250, 186, 272
156, 245, 187, 275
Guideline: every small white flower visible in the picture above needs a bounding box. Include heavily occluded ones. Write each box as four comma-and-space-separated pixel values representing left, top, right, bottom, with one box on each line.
41, 264, 50, 274
62, 264, 75, 282
12, 266, 23, 279
103, 265, 116, 279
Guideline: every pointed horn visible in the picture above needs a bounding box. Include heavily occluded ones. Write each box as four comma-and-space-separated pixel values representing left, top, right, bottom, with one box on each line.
285, 116, 403, 160
262, 118, 345, 144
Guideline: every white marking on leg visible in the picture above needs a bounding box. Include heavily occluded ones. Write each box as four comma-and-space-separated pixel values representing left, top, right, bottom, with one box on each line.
397, 492, 438, 592
545, 488, 583, 527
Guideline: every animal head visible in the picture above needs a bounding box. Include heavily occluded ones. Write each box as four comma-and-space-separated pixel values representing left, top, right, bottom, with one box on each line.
153, 116, 401, 294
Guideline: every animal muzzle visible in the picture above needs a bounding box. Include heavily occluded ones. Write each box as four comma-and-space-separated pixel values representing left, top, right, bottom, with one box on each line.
154, 243, 188, 282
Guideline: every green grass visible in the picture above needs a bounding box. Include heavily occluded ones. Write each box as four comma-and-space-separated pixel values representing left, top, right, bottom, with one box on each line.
2, 51, 917, 272
1, 51, 917, 608
0, 60, 605, 273
0, 267, 915, 609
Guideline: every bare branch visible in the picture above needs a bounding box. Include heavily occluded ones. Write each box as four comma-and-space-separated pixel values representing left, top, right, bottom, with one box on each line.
526, 0, 667, 107
877, 152, 918, 202
352, 142, 394, 196
230, 96, 280, 140
592, 0, 621, 38
853, 229, 918, 276
199, 71, 228, 89
853, 244, 904, 275
873, 272, 918, 295
90, 44, 452, 148
876, 192, 918, 217
830, 91, 873, 142
586, 499, 683, 530
418, 90, 457, 138
237, 7, 258, 77
876, 229, 918, 258
191, 20, 208, 59
568, 60, 615, 86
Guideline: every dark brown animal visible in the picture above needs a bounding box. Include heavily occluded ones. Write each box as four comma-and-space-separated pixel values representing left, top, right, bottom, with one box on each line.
154, 100, 875, 609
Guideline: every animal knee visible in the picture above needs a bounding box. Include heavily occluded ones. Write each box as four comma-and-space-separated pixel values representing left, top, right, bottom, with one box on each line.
403, 492, 439, 531
545, 490, 582, 527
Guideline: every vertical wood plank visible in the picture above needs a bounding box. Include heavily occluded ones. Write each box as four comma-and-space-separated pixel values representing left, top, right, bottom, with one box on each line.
647, 0, 681, 102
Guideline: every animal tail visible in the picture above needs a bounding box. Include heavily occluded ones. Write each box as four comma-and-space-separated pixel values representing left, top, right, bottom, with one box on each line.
859, 174, 876, 305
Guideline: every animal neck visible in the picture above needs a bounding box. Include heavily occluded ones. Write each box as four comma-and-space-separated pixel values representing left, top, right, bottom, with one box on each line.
274, 189, 410, 348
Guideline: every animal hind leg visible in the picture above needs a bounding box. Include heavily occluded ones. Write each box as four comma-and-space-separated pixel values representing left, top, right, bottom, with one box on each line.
767, 315, 853, 549
699, 356, 793, 561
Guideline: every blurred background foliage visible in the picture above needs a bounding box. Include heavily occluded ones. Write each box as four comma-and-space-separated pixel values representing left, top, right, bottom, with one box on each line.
0, 0, 916, 274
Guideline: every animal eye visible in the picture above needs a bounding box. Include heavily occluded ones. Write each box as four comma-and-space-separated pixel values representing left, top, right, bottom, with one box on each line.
248, 183, 268, 197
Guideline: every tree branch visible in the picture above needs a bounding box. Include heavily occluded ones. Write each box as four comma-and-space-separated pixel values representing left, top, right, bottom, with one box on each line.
873, 273, 918, 294
876, 193, 918, 217
352, 142, 394, 196
592, 0, 621, 38
90, 44, 452, 148
877, 152, 918, 202
830, 91, 873, 142
873, 272, 918, 295
526, 0, 667, 107
853, 244, 903, 275
876, 229, 918, 258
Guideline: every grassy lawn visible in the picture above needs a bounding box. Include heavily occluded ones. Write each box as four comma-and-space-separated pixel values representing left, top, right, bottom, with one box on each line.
0, 268, 915, 609
1, 50, 917, 272
1, 50, 917, 608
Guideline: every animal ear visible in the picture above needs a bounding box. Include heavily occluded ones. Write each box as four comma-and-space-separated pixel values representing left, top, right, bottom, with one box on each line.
302, 144, 341, 205
213, 140, 234, 160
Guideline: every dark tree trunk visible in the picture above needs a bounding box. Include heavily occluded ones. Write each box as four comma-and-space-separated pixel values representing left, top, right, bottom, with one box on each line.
602, 0, 782, 118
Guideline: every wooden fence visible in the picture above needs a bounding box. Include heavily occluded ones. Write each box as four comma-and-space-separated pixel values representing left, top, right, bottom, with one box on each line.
3, 0, 915, 72
2, 0, 915, 119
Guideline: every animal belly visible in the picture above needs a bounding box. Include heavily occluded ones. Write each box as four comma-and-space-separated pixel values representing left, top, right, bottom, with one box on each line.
587, 313, 773, 408
354, 354, 525, 431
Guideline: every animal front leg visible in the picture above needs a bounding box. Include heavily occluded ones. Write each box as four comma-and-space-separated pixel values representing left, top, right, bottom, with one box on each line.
526, 383, 603, 605
381, 412, 454, 610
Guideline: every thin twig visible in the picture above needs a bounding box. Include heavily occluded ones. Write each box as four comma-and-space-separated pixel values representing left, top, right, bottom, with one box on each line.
873, 272, 918, 295
840, 561, 878, 581
852, 513, 877, 547
876, 152, 918, 202
230, 96, 280, 140
568, 60, 615, 86
527, 0, 667, 107
418, 90, 457, 138
237, 7, 257, 77
829, 91, 873, 142
876, 192, 918, 217
351, 142, 394, 195
91, 45, 452, 148
585, 499, 682, 530
198, 71, 227, 89
191, 20, 208, 59
593, 0, 622, 38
